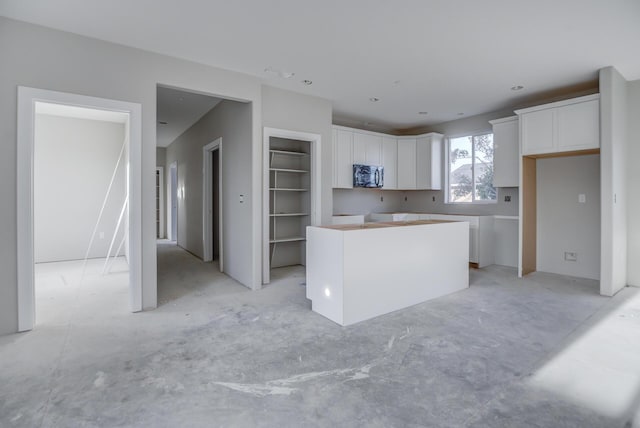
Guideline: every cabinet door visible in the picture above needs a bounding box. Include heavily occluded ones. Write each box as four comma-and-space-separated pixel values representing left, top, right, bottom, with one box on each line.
397, 138, 417, 189
332, 128, 338, 188
334, 130, 353, 188
492, 117, 519, 187
557, 98, 600, 152
416, 135, 442, 190
521, 109, 554, 155
353, 132, 382, 165
382, 137, 397, 189
416, 137, 431, 190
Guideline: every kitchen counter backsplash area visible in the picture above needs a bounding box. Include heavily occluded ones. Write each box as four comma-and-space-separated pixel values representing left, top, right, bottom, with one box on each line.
333, 187, 519, 217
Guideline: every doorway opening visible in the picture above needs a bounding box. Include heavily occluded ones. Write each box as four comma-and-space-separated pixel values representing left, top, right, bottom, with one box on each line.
17, 87, 142, 332
203, 138, 223, 269
169, 161, 178, 242
155, 84, 253, 304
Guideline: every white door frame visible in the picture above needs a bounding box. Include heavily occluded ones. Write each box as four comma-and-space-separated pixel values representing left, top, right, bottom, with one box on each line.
17, 86, 143, 331
202, 138, 224, 271
168, 161, 178, 241
156, 166, 165, 239
262, 127, 322, 284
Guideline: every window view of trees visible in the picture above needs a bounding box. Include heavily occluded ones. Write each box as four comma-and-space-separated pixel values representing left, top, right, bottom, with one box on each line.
448, 133, 496, 203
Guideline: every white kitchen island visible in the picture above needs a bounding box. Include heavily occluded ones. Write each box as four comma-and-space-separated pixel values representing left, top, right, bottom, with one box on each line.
306, 220, 469, 326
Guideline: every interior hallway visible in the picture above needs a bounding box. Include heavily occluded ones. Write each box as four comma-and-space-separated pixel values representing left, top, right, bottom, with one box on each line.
0, 245, 638, 427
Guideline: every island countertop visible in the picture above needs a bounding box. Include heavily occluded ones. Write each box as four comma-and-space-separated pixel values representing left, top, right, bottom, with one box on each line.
306, 220, 470, 326
318, 219, 458, 231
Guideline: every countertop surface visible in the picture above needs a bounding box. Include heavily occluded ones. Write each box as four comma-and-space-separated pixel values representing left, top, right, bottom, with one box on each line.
317, 219, 458, 231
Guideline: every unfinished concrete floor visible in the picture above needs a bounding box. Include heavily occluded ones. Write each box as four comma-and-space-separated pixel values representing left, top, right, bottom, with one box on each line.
1, 242, 639, 427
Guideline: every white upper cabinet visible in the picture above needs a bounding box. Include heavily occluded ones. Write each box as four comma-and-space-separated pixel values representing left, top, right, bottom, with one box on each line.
382, 137, 398, 189
332, 126, 442, 190
397, 138, 417, 189
416, 134, 442, 190
353, 132, 382, 165
333, 128, 353, 188
556, 98, 600, 152
516, 94, 600, 156
489, 116, 519, 187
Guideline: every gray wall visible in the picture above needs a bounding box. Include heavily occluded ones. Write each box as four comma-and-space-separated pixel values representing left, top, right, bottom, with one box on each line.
537, 155, 601, 280
156, 147, 166, 169
333, 189, 405, 215
34, 114, 126, 262
165, 100, 253, 286
0, 17, 263, 335
627, 79, 640, 286
261, 86, 333, 225
599, 67, 629, 295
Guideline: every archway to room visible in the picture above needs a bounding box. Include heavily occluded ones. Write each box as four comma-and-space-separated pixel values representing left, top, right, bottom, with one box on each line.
17, 87, 142, 332
155, 85, 251, 305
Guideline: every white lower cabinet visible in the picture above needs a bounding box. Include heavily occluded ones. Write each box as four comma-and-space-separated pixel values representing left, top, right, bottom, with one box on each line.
426, 214, 494, 267
371, 213, 494, 267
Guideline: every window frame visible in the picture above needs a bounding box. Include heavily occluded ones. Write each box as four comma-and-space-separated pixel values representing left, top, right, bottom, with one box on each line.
444, 131, 498, 205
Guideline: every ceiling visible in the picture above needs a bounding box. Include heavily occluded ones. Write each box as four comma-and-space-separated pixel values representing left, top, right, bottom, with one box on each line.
156, 86, 222, 147
2, 0, 639, 133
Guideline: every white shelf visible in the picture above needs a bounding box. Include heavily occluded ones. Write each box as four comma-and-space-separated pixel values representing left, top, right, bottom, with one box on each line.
270, 236, 305, 244
270, 149, 309, 157
269, 188, 308, 192
269, 213, 309, 217
270, 168, 309, 173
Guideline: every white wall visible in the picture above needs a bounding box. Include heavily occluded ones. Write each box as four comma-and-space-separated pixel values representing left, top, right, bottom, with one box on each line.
0, 17, 263, 335
34, 114, 126, 262
627, 79, 640, 286
599, 67, 629, 295
402, 188, 519, 216
333, 189, 405, 215
537, 155, 601, 280
261, 86, 333, 225
165, 100, 254, 287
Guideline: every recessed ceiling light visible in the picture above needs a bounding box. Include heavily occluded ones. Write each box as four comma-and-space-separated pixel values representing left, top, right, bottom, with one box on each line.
418, 111, 428, 115
369, 97, 380, 102
158, 121, 168, 125
302, 79, 313, 85
511, 85, 524, 91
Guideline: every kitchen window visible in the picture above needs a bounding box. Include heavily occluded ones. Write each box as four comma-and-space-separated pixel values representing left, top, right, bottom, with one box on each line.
446, 133, 496, 204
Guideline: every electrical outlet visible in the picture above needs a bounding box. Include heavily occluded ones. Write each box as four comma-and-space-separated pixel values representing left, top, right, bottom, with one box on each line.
578, 194, 586, 203
504, 195, 511, 202
99, 232, 105, 239
239, 194, 244, 203
564, 252, 577, 262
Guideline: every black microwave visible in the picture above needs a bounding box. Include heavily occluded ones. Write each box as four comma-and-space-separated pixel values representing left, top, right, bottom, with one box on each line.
353, 164, 384, 188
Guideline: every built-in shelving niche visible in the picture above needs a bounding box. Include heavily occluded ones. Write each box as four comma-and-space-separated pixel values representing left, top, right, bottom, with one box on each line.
268, 137, 311, 269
